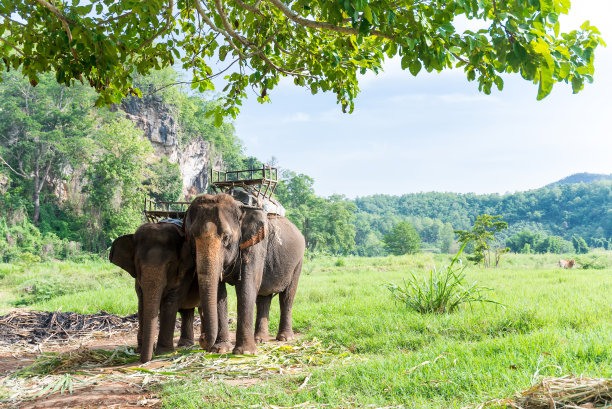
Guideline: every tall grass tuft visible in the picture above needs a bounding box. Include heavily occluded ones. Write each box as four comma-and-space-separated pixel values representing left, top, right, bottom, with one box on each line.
384, 246, 503, 314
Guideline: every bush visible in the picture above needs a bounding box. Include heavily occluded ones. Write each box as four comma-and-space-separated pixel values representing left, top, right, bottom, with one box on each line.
572, 235, 590, 254
383, 247, 503, 314
575, 255, 608, 270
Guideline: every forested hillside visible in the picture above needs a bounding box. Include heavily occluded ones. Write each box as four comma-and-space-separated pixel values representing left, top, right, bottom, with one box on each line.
352, 182, 612, 255
0, 69, 247, 260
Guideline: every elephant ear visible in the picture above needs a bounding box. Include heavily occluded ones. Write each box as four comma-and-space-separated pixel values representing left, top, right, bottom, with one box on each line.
109, 234, 136, 277
240, 207, 267, 250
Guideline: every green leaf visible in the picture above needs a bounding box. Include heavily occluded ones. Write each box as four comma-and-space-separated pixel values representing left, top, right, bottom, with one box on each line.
363, 6, 373, 24
409, 60, 421, 76
539, 0, 553, 13
571, 76, 584, 93
536, 66, 554, 100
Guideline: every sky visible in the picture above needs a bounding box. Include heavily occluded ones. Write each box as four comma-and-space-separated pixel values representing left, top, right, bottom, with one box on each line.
232, 0, 612, 198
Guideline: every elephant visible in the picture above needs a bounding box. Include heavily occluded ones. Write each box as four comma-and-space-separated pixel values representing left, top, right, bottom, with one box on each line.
184, 193, 305, 355
110, 221, 199, 362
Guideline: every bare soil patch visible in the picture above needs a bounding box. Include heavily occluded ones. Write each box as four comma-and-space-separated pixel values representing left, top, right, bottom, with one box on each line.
0, 310, 340, 409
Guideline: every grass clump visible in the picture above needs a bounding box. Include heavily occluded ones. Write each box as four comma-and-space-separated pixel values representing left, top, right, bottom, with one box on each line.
384, 250, 502, 314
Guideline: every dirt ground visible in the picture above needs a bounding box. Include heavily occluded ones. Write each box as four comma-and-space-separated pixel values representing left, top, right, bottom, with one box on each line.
1, 326, 158, 409
0, 310, 293, 409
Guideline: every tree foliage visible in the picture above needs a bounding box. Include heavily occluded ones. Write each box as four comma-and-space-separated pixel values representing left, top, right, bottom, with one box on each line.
571, 234, 589, 254
0, 71, 94, 225
382, 221, 421, 255
506, 230, 573, 254
275, 171, 356, 255
0, 69, 241, 258
353, 182, 612, 253
0, 0, 604, 122
455, 214, 508, 267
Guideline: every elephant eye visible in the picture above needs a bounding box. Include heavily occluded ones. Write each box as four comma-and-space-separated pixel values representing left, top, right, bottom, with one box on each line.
222, 233, 231, 247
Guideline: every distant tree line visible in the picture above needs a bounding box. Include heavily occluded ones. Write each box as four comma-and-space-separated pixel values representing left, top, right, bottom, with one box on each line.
351, 183, 612, 256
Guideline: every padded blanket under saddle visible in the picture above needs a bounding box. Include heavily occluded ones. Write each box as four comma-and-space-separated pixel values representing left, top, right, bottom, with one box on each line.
228, 189, 286, 217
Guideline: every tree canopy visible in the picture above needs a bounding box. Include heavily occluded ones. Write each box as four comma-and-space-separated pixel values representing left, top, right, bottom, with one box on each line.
382, 221, 421, 255
1, 0, 604, 122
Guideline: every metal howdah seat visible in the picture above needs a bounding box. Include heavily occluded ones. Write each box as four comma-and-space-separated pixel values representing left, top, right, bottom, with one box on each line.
143, 166, 285, 223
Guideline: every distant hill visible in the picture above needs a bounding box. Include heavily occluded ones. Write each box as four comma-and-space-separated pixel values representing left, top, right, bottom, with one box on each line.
351, 180, 612, 255
546, 173, 612, 187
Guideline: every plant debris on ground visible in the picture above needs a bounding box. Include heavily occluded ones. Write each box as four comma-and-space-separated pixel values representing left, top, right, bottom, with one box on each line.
468, 376, 612, 409
1, 338, 353, 406
0, 309, 138, 345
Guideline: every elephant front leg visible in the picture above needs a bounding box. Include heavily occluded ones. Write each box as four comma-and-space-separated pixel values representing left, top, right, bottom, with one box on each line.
135, 283, 144, 353
234, 281, 258, 355
255, 295, 272, 343
177, 308, 195, 347
210, 282, 232, 353
156, 296, 179, 355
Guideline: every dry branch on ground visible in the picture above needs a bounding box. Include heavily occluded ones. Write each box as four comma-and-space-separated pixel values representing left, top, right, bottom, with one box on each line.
0, 309, 139, 345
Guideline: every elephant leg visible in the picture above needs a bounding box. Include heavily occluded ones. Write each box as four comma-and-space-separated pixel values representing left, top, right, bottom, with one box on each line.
254, 294, 272, 343
233, 281, 258, 355
210, 282, 232, 353
177, 308, 195, 347
277, 261, 303, 342
135, 283, 143, 353
156, 296, 179, 354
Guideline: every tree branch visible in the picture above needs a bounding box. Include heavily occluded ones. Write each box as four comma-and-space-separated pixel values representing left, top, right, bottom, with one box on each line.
266, 0, 396, 41
0, 37, 25, 57
213, 0, 315, 77
232, 0, 264, 16
138, 0, 174, 49
0, 155, 29, 178
192, 0, 248, 59
35, 0, 80, 62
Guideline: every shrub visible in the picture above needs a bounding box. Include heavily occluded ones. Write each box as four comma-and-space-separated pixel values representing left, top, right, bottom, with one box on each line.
575, 255, 608, 270
383, 246, 503, 314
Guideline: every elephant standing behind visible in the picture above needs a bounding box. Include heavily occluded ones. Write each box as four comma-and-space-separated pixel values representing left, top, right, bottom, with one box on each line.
184, 193, 305, 355
110, 222, 199, 362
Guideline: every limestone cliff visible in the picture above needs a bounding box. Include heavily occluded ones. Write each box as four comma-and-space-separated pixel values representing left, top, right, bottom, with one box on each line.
120, 95, 222, 197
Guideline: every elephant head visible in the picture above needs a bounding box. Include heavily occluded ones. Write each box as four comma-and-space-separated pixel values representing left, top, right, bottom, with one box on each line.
184, 194, 267, 350
110, 222, 195, 362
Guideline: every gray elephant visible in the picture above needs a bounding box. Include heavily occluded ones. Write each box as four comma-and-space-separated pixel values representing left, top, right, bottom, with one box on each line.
184, 193, 305, 355
110, 221, 199, 362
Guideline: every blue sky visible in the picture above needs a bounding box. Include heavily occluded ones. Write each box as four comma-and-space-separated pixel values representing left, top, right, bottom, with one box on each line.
232, 0, 612, 198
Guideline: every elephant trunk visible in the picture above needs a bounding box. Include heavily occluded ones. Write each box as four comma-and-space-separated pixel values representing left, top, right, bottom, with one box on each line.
200, 272, 219, 350
140, 284, 163, 363
196, 239, 223, 351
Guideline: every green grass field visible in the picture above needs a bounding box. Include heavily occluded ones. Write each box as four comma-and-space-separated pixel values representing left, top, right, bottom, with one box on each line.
1, 252, 611, 408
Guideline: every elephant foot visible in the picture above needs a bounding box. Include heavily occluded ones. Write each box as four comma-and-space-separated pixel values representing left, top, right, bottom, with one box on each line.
177, 337, 194, 347
210, 341, 232, 354
198, 334, 208, 349
233, 344, 258, 355
155, 345, 175, 355
254, 331, 269, 344
276, 330, 294, 342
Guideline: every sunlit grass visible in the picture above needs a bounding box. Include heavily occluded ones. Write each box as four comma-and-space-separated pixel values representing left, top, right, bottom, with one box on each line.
1, 252, 611, 408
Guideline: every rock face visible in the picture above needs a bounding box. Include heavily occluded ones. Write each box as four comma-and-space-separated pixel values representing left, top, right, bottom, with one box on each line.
120, 95, 221, 197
